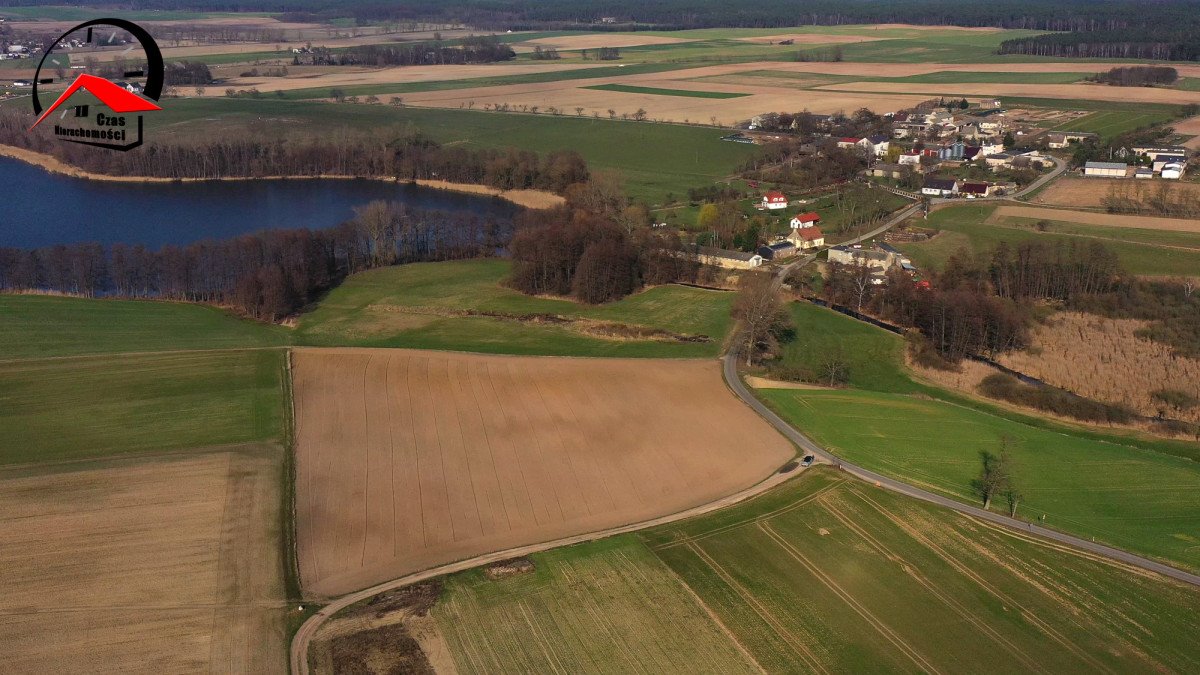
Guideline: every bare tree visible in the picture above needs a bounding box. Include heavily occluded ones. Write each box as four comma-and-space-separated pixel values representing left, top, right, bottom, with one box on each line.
851, 262, 874, 314
734, 272, 789, 367
974, 436, 1014, 510
575, 107, 585, 117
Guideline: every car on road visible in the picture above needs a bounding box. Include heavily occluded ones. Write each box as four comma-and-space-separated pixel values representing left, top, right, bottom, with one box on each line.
801, 455, 815, 467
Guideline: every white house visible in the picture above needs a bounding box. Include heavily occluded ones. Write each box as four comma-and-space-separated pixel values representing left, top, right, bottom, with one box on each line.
898, 152, 922, 166
1153, 155, 1187, 173
922, 177, 958, 197
865, 134, 891, 157
790, 211, 820, 229
761, 191, 788, 210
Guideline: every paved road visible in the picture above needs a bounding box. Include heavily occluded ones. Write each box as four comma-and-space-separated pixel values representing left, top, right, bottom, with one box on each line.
730, 182, 1200, 590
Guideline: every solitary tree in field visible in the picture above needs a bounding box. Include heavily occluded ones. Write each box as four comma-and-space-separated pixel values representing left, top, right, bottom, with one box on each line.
330, 88, 346, 102
575, 107, 585, 117
390, 96, 404, 106
974, 436, 1014, 511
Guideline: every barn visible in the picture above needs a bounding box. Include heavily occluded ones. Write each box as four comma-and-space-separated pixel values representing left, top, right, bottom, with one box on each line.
1082, 162, 1128, 178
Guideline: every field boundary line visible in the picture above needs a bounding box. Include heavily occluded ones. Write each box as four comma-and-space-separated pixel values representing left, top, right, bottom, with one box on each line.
819, 496, 1045, 672
0, 345, 286, 365
849, 488, 1119, 674
687, 542, 829, 674
757, 520, 943, 675
654, 553, 768, 674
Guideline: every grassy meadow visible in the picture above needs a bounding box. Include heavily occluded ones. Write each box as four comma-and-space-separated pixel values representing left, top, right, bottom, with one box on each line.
432, 468, 1200, 673
761, 300, 1200, 572
897, 204, 1200, 277
294, 259, 734, 357
147, 98, 756, 205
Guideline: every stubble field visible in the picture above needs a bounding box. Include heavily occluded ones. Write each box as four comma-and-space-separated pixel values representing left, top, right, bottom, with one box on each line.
292, 347, 794, 597
0, 447, 287, 673
1032, 177, 1200, 209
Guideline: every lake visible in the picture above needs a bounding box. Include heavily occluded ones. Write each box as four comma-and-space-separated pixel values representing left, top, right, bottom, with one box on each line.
0, 157, 518, 249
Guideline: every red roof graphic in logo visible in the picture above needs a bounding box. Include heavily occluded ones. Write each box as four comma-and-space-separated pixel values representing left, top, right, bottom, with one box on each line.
30, 73, 161, 130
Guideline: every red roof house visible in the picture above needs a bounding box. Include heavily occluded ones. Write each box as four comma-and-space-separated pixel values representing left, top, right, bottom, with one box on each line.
761, 191, 789, 210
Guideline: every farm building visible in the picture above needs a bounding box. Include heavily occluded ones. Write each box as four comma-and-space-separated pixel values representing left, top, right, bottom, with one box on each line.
922, 177, 958, 197
790, 211, 820, 229
1082, 162, 1128, 178
690, 245, 764, 270
1131, 145, 1189, 161
1047, 131, 1099, 149
1161, 163, 1186, 180
761, 191, 788, 210
898, 152, 922, 166
828, 245, 899, 277
869, 163, 906, 179
1135, 168, 1153, 179
788, 226, 825, 250
978, 98, 1002, 109
758, 241, 798, 261
1153, 155, 1187, 173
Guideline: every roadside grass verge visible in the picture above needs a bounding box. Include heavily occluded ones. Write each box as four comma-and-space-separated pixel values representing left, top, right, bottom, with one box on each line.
583, 83, 749, 99
0, 295, 288, 359
0, 348, 286, 465
293, 259, 733, 357
897, 204, 1200, 277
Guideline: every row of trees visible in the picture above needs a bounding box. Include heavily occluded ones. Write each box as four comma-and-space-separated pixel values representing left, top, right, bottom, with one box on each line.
1103, 182, 1200, 219
0, 205, 510, 321
1088, 65, 1178, 87
0, 111, 588, 192
296, 35, 515, 66
999, 29, 1200, 61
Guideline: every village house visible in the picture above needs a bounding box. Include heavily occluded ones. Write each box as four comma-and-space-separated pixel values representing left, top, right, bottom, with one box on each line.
978, 98, 1002, 109
984, 152, 1014, 169
959, 181, 995, 198
865, 134, 891, 157
898, 152, 923, 166
790, 211, 820, 229
789, 226, 825, 250
1161, 162, 1186, 180
922, 177, 958, 197
760, 191, 789, 210
828, 245, 899, 283
1083, 161, 1128, 178
1046, 131, 1099, 149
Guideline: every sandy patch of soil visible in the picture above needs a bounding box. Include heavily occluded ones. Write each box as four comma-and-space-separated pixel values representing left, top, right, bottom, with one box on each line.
0, 447, 287, 673
745, 375, 831, 390
1173, 115, 1200, 149
990, 205, 1200, 233
415, 179, 564, 209
1033, 178, 1200, 209
292, 347, 793, 598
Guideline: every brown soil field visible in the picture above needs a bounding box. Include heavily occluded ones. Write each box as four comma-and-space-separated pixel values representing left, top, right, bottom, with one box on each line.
514, 34, 694, 50
660, 61, 1200, 79
1033, 178, 1200, 209
197, 62, 606, 95
815, 81, 1200, 105
0, 447, 287, 672
997, 312, 1200, 424
991, 205, 1200, 233
293, 348, 793, 598
1174, 115, 1200, 149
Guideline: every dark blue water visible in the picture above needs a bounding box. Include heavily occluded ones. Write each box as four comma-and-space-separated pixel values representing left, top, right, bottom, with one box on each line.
0, 157, 517, 249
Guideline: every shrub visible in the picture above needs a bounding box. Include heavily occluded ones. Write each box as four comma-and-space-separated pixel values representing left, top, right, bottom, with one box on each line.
978, 373, 1136, 424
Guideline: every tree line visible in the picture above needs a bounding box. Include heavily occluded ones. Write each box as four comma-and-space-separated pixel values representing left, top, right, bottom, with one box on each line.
295, 35, 514, 66
999, 28, 1200, 62
1088, 66, 1178, 87
0, 205, 510, 321
0, 111, 588, 192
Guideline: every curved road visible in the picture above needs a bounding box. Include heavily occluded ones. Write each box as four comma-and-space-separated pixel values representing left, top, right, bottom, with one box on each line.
293, 156, 1190, 672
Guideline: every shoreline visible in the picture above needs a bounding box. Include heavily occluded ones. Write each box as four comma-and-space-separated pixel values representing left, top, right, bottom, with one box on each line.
0, 144, 564, 210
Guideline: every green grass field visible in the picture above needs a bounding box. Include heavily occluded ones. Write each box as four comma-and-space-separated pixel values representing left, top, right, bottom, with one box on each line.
0, 349, 285, 465
148, 98, 756, 205
432, 468, 1200, 673
434, 536, 760, 674
898, 204, 1200, 277
1054, 110, 1179, 140
293, 259, 733, 357
757, 300, 1200, 572
0, 295, 289, 359
583, 83, 749, 99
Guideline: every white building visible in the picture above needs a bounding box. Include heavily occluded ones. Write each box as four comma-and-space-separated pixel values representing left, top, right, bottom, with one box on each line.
1082, 162, 1127, 178
1161, 163, 1186, 180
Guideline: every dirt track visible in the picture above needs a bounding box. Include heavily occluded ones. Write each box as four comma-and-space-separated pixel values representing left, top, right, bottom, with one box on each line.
991, 205, 1200, 233
0, 447, 287, 673
292, 348, 794, 598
